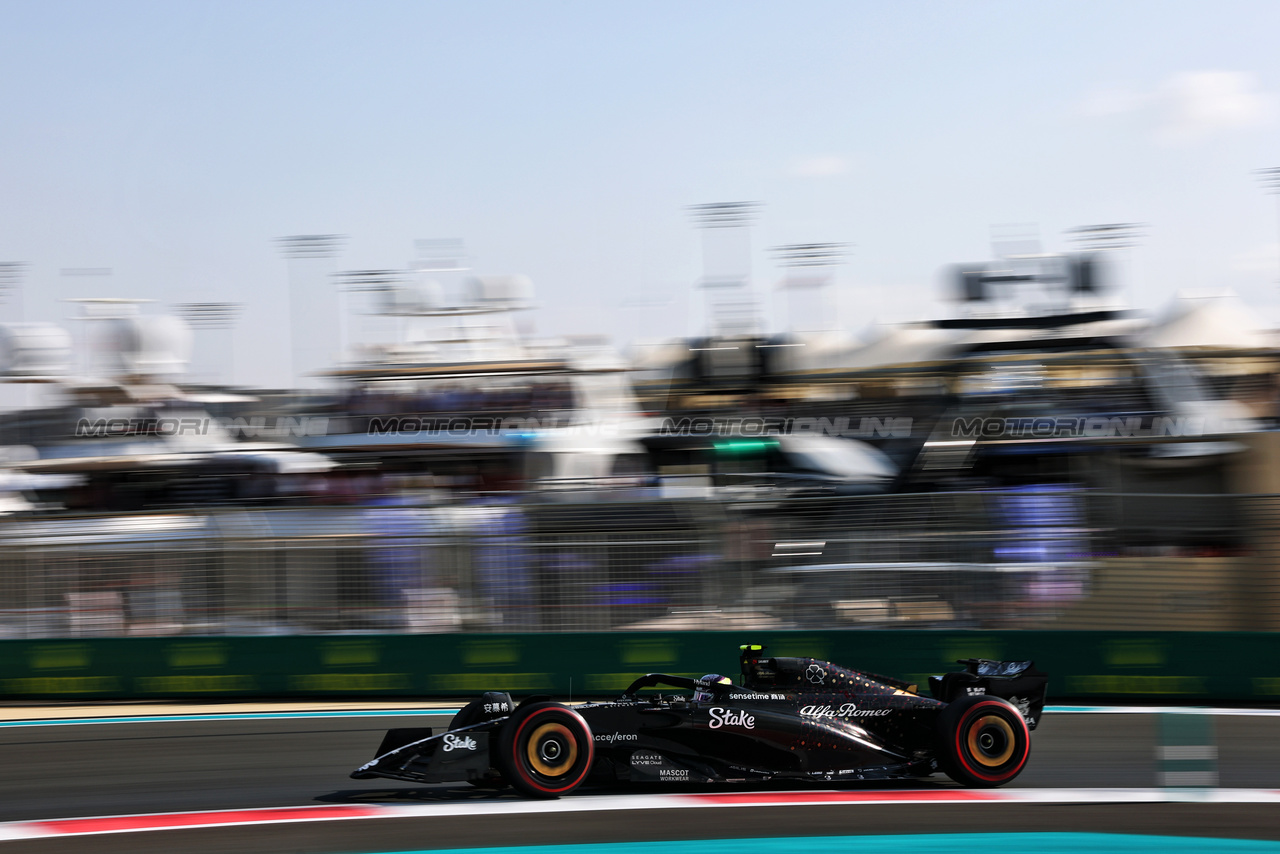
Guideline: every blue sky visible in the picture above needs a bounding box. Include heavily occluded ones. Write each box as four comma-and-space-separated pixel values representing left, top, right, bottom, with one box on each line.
2, 0, 1279, 389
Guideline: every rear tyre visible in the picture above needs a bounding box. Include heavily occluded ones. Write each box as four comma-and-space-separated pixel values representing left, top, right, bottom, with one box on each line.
937, 694, 1030, 787
497, 702, 594, 799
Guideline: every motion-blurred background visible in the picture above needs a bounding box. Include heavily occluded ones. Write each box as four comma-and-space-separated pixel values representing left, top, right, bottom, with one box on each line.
2, 1, 1280, 642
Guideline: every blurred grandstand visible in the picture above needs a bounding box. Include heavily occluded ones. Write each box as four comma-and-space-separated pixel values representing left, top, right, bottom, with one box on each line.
0, 247, 1276, 638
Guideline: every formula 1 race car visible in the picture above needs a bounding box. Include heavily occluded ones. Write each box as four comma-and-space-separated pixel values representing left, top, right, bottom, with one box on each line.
352, 645, 1048, 798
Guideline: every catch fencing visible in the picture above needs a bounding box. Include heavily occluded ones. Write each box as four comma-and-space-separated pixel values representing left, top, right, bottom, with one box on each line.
0, 489, 1267, 639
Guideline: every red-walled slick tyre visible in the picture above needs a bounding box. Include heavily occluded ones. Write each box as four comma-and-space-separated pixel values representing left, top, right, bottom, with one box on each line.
497, 702, 594, 799
937, 694, 1031, 787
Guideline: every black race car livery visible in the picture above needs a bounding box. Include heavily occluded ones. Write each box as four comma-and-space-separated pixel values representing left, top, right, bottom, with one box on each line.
353, 645, 1048, 798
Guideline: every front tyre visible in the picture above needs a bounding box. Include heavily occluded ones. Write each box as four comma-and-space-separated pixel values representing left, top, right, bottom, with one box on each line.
937, 695, 1030, 787
497, 702, 594, 798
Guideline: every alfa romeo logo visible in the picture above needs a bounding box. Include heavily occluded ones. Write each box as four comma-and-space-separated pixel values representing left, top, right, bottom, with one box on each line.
805, 665, 827, 684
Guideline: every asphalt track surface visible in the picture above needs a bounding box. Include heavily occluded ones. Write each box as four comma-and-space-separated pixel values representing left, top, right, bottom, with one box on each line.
1, 707, 1279, 853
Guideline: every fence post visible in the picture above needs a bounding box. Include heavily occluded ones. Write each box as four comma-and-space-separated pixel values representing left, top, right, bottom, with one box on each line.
1158, 710, 1218, 788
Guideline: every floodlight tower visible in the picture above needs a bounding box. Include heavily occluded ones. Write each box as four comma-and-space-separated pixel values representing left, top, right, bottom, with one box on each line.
413, 238, 468, 277
772, 242, 849, 332
0, 263, 28, 408
59, 267, 115, 378
0, 263, 25, 323
1066, 223, 1145, 307
333, 268, 409, 358
177, 302, 241, 385
1066, 223, 1145, 252
1255, 168, 1280, 284
409, 238, 471, 346
277, 234, 346, 389
332, 269, 407, 295
688, 202, 762, 337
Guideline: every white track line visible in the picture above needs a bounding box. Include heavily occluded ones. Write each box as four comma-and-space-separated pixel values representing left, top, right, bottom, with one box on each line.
2, 789, 1279, 841
0, 705, 1276, 729
0, 706, 1275, 839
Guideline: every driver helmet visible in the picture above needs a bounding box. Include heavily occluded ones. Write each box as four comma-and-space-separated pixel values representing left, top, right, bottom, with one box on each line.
693, 674, 733, 704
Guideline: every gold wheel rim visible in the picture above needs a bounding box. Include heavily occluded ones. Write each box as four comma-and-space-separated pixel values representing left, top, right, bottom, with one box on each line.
966, 714, 1015, 767
526, 722, 578, 777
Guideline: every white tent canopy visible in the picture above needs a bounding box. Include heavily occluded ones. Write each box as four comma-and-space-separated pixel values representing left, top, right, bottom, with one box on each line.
1139, 295, 1271, 351
840, 324, 961, 370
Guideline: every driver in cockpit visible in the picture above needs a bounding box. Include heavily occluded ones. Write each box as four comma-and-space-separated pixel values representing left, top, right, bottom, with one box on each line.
693, 674, 733, 704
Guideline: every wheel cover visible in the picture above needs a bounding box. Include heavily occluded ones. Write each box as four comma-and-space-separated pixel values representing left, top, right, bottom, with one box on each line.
526, 722, 578, 777
966, 714, 1015, 767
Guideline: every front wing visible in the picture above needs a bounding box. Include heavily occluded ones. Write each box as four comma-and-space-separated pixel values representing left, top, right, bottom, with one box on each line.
352, 722, 503, 784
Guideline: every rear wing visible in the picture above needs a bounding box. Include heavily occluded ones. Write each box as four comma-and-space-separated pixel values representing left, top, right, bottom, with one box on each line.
928, 659, 1048, 730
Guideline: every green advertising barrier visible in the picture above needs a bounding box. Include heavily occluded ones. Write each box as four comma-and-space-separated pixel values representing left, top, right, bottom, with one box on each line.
1, 631, 1279, 703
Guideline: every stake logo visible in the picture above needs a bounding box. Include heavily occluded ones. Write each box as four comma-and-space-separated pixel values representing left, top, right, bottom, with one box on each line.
441, 734, 478, 752
708, 708, 755, 730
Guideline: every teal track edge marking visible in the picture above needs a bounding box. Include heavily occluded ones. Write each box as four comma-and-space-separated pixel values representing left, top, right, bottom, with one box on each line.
380, 833, 1280, 854
0, 709, 461, 728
